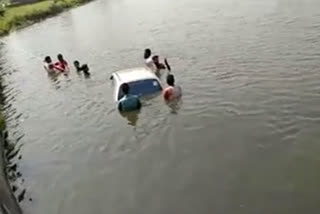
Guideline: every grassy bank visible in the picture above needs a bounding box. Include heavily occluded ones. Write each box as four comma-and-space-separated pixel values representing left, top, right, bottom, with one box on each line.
0, 0, 91, 36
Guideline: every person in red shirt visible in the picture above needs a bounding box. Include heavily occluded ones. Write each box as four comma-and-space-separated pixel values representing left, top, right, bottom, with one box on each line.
54, 54, 69, 72
163, 74, 182, 101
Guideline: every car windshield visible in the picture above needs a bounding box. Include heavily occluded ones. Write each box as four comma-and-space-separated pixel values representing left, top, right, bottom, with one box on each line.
118, 79, 162, 100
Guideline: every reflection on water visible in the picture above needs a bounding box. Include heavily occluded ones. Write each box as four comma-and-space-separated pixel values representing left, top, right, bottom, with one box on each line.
1, 0, 320, 213
47, 72, 60, 86
166, 99, 183, 114
120, 110, 141, 127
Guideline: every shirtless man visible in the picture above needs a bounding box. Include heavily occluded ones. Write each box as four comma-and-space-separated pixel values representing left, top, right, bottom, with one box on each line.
163, 74, 182, 101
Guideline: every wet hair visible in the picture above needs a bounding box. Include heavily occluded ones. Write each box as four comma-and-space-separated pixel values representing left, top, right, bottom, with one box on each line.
121, 83, 130, 95
167, 74, 175, 86
44, 56, 52, 63
74, 60, 80, 69
57, 54, 64, 61
144, 49, 152, 59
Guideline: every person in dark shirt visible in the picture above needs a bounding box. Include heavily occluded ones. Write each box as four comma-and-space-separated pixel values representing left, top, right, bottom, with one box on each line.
74, 60, 90, 77
118, 83, 141, 112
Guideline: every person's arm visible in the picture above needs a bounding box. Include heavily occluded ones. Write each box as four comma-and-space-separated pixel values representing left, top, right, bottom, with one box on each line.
164, 58, 171, 71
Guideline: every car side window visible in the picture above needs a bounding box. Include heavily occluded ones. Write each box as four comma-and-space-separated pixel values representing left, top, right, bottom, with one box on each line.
118, 83, 125, 101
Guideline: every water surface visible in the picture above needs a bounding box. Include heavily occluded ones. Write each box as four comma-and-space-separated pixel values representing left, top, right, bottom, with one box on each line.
1, 0, 320, 213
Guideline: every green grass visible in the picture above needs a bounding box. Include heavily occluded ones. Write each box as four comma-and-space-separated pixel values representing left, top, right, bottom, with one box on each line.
0, 0, 11, 5
0, 0, 89, 36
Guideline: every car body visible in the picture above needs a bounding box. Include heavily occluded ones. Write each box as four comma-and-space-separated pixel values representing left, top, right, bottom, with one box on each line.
110, 67, 163, 101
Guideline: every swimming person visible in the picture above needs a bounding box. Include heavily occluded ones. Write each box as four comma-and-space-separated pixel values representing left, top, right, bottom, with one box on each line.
74, 61, 90, 77
163, 74, 182, 101
118, 83, 142, 112
43, 56, 55, 73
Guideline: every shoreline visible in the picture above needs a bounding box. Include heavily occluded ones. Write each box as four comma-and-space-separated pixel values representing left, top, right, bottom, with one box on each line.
0, 0, 93, 37
0, 132, 22, 214
0, 0, 97, 211
0, 76, 22, 214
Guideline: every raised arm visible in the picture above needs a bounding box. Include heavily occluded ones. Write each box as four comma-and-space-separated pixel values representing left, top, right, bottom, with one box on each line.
164, 58, 171, 72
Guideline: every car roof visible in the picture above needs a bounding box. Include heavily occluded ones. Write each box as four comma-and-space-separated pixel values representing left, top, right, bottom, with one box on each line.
112, 67, 159, 84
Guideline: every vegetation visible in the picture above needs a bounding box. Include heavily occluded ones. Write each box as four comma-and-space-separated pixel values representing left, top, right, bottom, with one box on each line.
0, 0, 90, 36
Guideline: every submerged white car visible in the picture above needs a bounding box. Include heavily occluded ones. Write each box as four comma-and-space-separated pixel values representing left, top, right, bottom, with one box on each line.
110, 67, 163, 101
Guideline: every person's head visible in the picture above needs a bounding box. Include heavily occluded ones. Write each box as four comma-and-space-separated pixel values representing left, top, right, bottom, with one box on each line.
144, 49, 152, 59
167, 74, 175, 86
74, 60, 80, 69
152, 55, 159, 64
121, 83, 130, 95
57, 54, 64, 62
44, 56, 52, 63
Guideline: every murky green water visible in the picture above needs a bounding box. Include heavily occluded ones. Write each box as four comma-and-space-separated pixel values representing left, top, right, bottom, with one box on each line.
1, 0, 320, 213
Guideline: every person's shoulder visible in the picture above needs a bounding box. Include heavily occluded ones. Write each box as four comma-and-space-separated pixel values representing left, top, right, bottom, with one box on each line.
164, 87, 174, 94
164, 86, 174, 92
119, 96, 127, 102
145, 56, 153, 63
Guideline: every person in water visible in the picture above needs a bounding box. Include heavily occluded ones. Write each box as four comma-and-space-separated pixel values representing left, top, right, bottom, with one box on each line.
163, 74, 182, 101
144, 48, 154, 69
144, 48, 171, 71
118, 83, 142, 112
82, 64, 90, 77
43, 56, 55, 73
55, 54, 69, 72
74, 60, 81, 72
152, 55, 171, 71
74, 61, 90, 77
